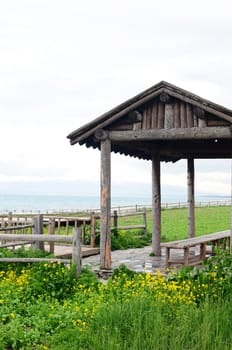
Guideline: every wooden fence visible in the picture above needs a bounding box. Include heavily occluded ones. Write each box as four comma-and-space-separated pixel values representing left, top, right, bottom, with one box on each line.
0, 215, 82, 277
0, 210, 147, 253
1, 199, 231, 216
111, 209, 147, 235
85, 199, 232, 214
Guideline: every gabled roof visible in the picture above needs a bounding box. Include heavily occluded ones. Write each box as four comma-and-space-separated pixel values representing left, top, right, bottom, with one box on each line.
67, 81, 232, 146
67, 81, 232, 162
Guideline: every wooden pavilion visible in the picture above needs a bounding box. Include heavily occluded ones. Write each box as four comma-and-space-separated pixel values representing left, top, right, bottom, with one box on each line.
67, 81, 232, 270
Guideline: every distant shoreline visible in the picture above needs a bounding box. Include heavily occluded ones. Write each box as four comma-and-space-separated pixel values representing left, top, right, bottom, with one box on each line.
0, 194, 230, 214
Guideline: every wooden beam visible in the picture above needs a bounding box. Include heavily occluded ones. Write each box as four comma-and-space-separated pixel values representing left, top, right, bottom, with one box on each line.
74, 88, 164, 143
108, 127, 232, 141
152, 154, 161, 256
0, 233, 73, 243
187, 158, 195, 238
100, 138, 111, 269
163, 88, 232, 124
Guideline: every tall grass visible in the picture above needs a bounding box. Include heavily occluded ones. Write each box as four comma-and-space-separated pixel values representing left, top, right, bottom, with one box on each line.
48, 296, 232, 350
1, 247, 232, 349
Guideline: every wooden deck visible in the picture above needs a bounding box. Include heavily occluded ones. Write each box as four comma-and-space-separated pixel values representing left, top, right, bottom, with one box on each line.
44, 244, 99, 258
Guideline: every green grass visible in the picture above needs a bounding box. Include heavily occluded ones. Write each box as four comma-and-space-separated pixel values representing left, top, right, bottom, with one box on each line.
46, 297, 232, 350
117, 205, 231, 242
1, 249, 232, 349
48, 205, 230, 249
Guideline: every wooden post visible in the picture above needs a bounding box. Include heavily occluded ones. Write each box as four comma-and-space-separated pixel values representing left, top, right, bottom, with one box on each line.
90, 213, 96, 248
1, 219, 6, 244
8, 212, 12, 228
66, 219, 69, 235
22, 217, 28, 234
152, 154, 161, 256
72, 228, 82, 277
48, 218, 55, 254
100, 138, 111, 269
143, 208, 147, 236
187, 158, 195, 238
113, 210, 118, 229
57, 218, 61, 234
32, 214, 44, 251
82, 220, 86, 244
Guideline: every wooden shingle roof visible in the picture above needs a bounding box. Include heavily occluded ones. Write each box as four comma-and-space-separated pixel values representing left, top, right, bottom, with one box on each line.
67, 81, 232, 162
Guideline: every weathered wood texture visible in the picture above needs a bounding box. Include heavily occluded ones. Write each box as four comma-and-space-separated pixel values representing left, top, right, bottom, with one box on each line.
103, 100, 230, 134
111, 209, 147, 235
161, 230, 230, 268
187, 158, 195, 238
0, 233, 72, 243
0, 258, 71, 263
100, 139, 111, 269
108, 127, 232, 142
152, 154, 161, 256
0, 224, 33, 231
72, 228, 82, 277
48, 218, 55, 253
32, 215, 44, 251
0, 230, 82, 277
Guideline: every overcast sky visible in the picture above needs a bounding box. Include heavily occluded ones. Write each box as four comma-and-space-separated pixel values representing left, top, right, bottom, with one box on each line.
0, 0, 232, 199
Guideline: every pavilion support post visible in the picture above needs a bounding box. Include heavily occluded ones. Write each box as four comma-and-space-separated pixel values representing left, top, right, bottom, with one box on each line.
100, 138, 111, 269
152, 154, 161, 256
187, 158, 195, 238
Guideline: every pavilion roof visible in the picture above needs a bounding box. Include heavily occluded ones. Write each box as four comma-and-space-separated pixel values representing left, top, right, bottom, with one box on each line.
67, 81, 232, 162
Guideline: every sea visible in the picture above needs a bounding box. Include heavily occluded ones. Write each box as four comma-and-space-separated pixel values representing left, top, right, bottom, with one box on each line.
0, 193, 230, 214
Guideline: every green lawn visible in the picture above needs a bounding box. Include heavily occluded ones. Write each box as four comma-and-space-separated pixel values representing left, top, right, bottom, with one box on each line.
117, 205, 231, 242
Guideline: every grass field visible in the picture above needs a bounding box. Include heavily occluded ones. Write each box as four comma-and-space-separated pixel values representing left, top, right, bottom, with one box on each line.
52, 205, 231, 249
117, 205, 231, 242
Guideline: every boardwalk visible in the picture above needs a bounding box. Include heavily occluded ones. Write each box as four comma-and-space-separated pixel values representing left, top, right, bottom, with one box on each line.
44, 244, 99, 258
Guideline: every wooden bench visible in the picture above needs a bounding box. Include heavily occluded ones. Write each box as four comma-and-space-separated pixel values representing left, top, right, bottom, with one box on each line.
161, 230, 230, 269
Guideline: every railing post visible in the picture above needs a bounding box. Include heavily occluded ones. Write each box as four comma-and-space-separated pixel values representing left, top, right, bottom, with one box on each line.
90, 213, 96, 248
113, 210, 118, 229
8, 212, 13, 228
48, 218, 55, 254
32, 214, 44, 251
143, 208, 147, 236
72, 228, 82, 277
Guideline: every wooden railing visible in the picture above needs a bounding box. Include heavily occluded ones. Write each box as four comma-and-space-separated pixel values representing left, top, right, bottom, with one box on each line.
111, 209, 147, 235
0, 215, 82, 276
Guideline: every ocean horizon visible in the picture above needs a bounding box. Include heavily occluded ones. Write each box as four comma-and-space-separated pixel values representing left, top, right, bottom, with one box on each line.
0, 193, 230, 214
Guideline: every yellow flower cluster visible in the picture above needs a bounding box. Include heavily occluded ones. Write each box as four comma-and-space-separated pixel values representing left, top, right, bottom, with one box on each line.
0, 269, 30, 290
107, 271, 196, 305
